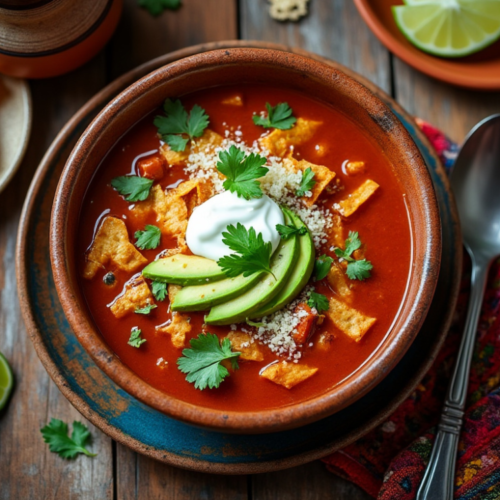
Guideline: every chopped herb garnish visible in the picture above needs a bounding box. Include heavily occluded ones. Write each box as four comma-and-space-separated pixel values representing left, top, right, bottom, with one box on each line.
253, 102, 297, 130
334, 231, 373, 281
103, 272, 116, 286
314, 254, 334, 280
177, 333, 240, 390
296, 167, 316, 197
154, 99, 209, 152
111, 175, 153, 202
128, 328, 147, 348
135, 304, 157, 315
152, 280, 167, 301
135, 224, 161, 250
139, 0, 181, 16
276, 223, 308, 240
216, 145, 268, 200
307, 292, 329, 313
218, 223, 274, 279
40, 419, 96, 459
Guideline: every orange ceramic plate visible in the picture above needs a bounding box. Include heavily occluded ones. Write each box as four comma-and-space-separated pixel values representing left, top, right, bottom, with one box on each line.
354, 0, 500, 91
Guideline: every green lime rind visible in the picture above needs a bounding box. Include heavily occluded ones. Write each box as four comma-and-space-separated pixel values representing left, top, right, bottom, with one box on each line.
0, 352, 14, 410
393, 2, 500, 58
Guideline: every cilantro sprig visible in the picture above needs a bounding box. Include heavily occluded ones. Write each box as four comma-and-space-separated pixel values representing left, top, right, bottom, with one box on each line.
314, 254, 334, 280
177, 333, 240, 390
154, 99, 209, 152
296, 167, 316, 197
135, 224, 161, 250
40, 419, 96, 459
135, 304, 157, 315
111, 175, 153, 202
128, 328, 147, 348
307, 292, 329, 313
152, 280, 167, 301
334, 231, 373, 281
276, 223, 307, 240
217, 223, 275, 279
216, 145, 268, 200
253, 102, 297, 130
139, 0, 181, 16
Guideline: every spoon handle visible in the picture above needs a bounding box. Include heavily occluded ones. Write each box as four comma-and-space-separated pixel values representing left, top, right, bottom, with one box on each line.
416, 259, 489, 500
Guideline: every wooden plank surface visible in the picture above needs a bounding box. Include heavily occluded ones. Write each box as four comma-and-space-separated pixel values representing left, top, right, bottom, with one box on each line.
2, 0, 500, 499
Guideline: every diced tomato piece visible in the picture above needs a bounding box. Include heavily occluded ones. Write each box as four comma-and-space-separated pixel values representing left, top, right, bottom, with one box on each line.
138, 156, 165, 180
292, 303, 318, 345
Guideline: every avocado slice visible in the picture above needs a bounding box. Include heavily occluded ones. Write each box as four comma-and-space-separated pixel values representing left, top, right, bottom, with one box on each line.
205, 217, 300, 325
171, 271, 265, 312
248, 208, 315, 319
142, 254, 226, 286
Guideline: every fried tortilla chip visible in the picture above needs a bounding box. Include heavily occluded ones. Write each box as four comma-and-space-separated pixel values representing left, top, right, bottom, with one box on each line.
328, 213, 344, 249
109, 277, 153, 319
261, 361, 318, 389
227, 331, 264, 362
327, 264, 353, 302
259, 117, 322, 157
316, 331, 335, 350
222, 95, 243, 106
156, 312, 191, 349
283, 156, 335, 206
326, 297, 376, 342
160, 129, 223, 167
344, 160, 366, 176
83, 216, 147, 280
336, 179, 379, 217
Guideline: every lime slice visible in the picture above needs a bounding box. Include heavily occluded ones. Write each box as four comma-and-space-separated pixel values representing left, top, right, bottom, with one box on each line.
393, 0, 500, 58
0, 352, 14, 410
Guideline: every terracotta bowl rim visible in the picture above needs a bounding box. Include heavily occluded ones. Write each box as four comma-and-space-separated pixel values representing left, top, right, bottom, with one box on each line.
50, 47, 441, 433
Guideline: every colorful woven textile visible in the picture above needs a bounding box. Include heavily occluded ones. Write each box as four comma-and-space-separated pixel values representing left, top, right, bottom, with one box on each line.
323, 120, 500, 499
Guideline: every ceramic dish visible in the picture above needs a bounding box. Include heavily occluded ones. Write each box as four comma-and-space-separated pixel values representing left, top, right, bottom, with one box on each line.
0, 75, 31, 193
49, 47, 441, 433
18, 41, 460, 472
354, 0, 500, 91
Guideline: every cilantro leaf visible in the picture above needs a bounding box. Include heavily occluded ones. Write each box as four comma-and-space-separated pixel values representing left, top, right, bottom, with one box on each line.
216, 145, 268, 200
128, 328, 146, 348
177, 333, 240, 390
314, 254, 334, 280
346, 260, 373, 281
276, 223, 307, 240
334, 231, 372, 281
135, 224, 161, 250
111, 175, 153, 202
40, 419, 96, 459
253, 102, 297, 130
152, 280, 167, 301
138, 0, 181, 17
135, 304, 157, 315
218, 223, 274, 278
154, 99, 209, 151
307, 292, 329, 313
296, 167, 316, 197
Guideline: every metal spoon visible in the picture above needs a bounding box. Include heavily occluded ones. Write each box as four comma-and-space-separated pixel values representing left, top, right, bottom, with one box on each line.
417, 114, 500, 500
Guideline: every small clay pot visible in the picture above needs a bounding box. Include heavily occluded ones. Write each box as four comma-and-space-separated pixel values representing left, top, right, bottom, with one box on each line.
50, 48, 441, 434
0, 0, 122, 78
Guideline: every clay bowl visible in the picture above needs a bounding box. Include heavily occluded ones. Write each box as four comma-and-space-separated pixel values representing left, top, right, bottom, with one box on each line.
50, 48, 441, 434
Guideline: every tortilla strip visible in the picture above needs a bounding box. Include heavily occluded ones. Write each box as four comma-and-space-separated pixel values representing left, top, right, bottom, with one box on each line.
283, 156, 335, 206
155, 285, 191, 348
160, 129, 223, 167
345, 160, 366, 176
327, 264, 353, 302
328, 213, 344, 248
337, 179, 379, 217
110, 277, 153, 319
259, 117, 322, 157
83, 216, 147, 280
227, 331, 264, 362
261, 361, 318, 389
222, 95, 243, 106
326, 297, 376, 342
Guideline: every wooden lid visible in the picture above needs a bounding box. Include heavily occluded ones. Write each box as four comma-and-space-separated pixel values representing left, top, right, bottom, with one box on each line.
0, 0, 111, 56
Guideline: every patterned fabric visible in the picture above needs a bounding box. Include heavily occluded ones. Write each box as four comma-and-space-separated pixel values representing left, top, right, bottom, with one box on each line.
323, 120, 500, 499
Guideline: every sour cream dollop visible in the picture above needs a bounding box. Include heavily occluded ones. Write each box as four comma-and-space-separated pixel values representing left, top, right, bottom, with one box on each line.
186, 190, 284, 261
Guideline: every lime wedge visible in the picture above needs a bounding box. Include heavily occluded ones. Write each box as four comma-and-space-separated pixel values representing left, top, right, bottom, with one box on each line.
393, 0, 500, 58
0, 352, 14, 410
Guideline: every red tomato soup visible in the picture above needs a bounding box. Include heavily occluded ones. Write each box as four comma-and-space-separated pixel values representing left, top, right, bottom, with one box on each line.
77, 84, 411, 412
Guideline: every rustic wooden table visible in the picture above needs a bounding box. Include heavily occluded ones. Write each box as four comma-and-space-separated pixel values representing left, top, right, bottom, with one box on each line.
2, 1, 500, 498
